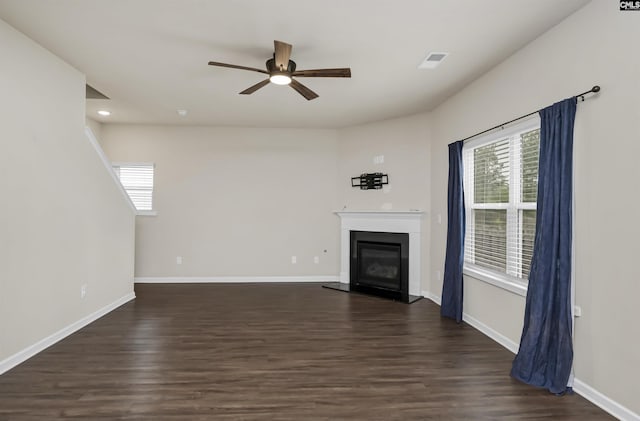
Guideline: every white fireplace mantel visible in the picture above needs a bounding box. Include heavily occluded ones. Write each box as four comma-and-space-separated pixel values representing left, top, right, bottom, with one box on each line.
335, 210, 424, 297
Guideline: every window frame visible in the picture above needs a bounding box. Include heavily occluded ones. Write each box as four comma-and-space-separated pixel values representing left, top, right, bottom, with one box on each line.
112, 161, 157, 216
462, 116, 540, 297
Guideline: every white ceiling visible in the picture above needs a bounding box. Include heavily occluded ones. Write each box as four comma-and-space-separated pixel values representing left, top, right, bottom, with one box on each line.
0, 0, 590, 129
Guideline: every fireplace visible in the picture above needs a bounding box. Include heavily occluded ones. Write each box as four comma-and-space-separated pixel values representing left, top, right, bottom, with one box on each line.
350, 231, 409, 302
329, 210, 423, 303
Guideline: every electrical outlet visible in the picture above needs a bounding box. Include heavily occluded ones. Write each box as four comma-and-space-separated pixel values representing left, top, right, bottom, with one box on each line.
314, 256, 319, 264
176, 256, 183, 265
80, 284, 87, 299
291, 256, 297, 264
574, 305, 582, 317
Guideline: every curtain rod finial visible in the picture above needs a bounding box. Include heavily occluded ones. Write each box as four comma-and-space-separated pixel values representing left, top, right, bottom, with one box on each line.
592, 85, 600, 93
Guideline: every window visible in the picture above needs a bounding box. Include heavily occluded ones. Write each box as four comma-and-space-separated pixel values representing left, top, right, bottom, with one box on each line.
112, 163, 154, 212
463, 118, 540, 290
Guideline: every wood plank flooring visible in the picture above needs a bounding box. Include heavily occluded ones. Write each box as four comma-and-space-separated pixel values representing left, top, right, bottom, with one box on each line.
0, 283, 612, 420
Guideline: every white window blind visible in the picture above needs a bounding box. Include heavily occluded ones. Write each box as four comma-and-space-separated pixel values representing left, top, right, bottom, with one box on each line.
463, 119, 540, 282
112, 163, 154, 211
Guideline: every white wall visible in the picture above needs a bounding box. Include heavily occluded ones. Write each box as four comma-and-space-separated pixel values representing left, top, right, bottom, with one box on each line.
337, 112, 431, 291
99, 125, 340, 278
0, 19, 135, 362
99, 114, 432, 287
429, 1, 639, 416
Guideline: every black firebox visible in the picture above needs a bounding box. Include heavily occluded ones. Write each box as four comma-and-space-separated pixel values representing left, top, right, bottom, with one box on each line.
350, 230, 409, 302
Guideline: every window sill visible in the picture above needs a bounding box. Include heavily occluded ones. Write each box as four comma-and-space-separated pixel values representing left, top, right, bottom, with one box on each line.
463, 264, 528, 297
136, 210, 158, 217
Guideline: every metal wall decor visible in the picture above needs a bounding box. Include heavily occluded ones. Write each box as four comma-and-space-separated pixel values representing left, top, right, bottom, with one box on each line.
351, 173, 389, 190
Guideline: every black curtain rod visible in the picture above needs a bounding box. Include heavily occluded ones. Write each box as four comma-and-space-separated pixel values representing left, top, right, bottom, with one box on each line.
461, 85, 600, 143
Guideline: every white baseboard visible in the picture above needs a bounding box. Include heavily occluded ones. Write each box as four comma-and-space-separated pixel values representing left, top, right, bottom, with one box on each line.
422, 290, 441, 305
573, 379, 639, 421
462, 312, 639, 419
461, 312, 520, 354
0, 291, 135, 376
134, 275, 339, 284
423, 289, 519, 353
423, 289, 519, 352
462, 312, 639, 420
421, 289, 639, 420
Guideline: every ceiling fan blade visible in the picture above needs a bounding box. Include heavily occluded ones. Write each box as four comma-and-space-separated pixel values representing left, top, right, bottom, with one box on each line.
274, 40, 292, 70
208, 61, 268, 74
239, 79, 271, 95
292, 68, 351, 78
290, 79, 319, 101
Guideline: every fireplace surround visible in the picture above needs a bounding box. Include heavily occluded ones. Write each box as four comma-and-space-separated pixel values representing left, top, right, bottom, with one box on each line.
332, 210, 424, 303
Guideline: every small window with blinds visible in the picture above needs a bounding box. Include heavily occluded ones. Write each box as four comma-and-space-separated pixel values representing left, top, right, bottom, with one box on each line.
112, 163, 154, 211
463, 118, 540, 283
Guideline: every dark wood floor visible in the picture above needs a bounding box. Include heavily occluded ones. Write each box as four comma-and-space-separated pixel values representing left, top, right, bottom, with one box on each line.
0, 284, 611, 420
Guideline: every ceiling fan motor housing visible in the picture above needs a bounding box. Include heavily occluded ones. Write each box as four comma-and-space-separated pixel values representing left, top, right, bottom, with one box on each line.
266, 57, 296, 73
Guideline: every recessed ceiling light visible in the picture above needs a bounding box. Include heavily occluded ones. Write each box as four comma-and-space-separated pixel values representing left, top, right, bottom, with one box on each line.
418, 52, 449, 69
97, 110, 111, 116
177, 109, 188, 117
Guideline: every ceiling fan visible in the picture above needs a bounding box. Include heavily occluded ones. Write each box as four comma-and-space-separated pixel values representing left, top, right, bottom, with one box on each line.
208, 40, 351, 100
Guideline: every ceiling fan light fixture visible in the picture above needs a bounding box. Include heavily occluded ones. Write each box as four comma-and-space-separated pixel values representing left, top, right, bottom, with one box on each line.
208, 40, 350, 99
270, 73, 292, 85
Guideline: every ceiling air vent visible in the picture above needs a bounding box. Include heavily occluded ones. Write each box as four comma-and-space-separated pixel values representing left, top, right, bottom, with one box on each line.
418, 52, 449, 70
86, 84, 110, 100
